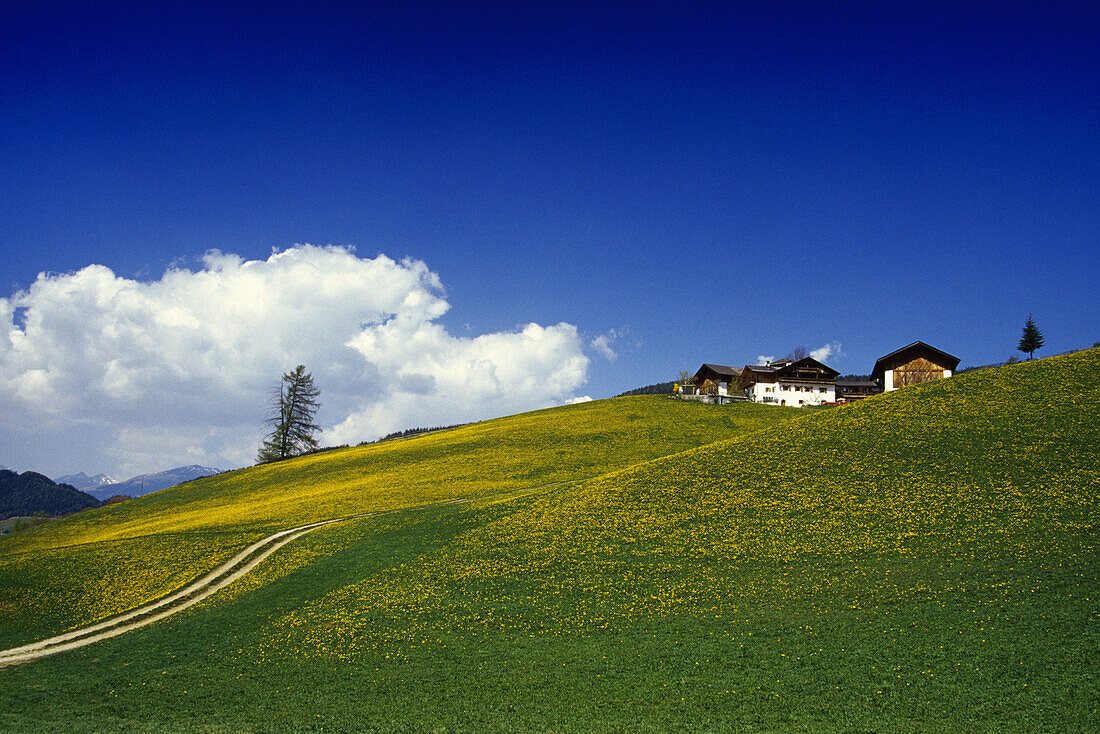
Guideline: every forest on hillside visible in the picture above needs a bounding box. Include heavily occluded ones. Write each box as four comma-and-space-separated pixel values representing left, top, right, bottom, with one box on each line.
0, 470, 101, 520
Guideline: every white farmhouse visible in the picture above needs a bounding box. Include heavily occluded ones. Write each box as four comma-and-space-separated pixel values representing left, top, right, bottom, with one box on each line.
738, 357, 839, 406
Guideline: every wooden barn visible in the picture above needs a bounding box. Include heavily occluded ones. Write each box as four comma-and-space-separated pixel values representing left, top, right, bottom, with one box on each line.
688, 363, 742, 402
872, 341, 960, 391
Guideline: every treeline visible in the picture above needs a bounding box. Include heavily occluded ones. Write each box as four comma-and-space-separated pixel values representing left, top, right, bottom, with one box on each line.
616, 381, 676, 397
0, 470, 101, 521
264, 423, 473, 462
373, 424, 470, 443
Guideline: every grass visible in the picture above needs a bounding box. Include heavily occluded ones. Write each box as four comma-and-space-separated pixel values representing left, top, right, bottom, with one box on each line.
0, 350, 1098, 731
0, 515, 53, 534
0, 396, 798, 650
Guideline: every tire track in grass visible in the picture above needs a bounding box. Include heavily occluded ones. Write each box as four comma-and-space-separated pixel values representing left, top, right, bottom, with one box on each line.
0, 489, 545, 668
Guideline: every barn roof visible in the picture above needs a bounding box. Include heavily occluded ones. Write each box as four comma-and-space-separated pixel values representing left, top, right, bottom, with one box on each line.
872, 341, 961, 378
693, 363, 741, 381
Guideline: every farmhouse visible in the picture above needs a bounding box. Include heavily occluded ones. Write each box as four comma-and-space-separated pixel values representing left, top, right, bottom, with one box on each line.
739, 357, 839, 406
873, 341, 960, 391
681, 340, 959, 406
684, 363, 742, 403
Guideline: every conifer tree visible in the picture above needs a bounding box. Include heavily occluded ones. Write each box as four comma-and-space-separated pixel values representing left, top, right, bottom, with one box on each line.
1017, 315, 1045, 360
257, 365, 321, 463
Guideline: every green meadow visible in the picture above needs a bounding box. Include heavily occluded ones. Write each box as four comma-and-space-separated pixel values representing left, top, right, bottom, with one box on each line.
0, 397, 797, 650
1, 350, 1098, 732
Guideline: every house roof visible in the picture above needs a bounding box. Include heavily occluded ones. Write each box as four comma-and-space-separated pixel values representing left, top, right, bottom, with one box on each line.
872, 341, 961, 378
739, 364, 778, 383
780, 356, 840, 378
693, 363, 741, 382
836, 378, 879, 388
740, 356, 839, 385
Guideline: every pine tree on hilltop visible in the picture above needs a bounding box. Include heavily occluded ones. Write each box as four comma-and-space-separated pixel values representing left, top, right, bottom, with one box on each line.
1017, 315, 1045, 360
257, 365, 322, 463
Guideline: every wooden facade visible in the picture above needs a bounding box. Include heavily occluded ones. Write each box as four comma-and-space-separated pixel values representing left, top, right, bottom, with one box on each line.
891, 356, 946, 387
872, 342, 960, 391
692, 364, 740, 394
680, 363, 743, 403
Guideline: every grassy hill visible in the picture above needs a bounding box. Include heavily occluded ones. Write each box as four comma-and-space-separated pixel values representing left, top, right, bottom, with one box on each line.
0, 397, 797, 651
1, 349, 1097, 732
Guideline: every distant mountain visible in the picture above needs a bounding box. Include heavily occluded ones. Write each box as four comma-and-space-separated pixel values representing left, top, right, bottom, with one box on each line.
0, 469, 101, 520
85, 465, 220, 500
56, 472, 117, 491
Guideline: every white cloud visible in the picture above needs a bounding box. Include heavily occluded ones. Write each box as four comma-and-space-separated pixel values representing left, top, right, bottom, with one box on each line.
0, 245, 589, 476
810, 341, 844, 363
589, 327, 637, 362
756, 355, 775, 365
330, 320, 589, 447
590, 332, 618, 361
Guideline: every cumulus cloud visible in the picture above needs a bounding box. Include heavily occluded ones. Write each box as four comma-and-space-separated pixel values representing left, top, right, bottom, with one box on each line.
756, 355, 775, 365
0, 245, 589, 475
329, 320, 588, 447
810, 341, 844, 363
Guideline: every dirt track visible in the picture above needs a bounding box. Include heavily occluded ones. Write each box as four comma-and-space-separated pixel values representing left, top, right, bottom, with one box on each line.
0, 493, 497, 668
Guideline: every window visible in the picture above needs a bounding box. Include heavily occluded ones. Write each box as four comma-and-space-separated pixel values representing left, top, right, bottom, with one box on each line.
819, 387, 826, 393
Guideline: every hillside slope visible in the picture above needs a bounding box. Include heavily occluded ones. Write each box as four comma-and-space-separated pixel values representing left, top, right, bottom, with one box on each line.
239, 348, 1097, 731
0, 397, 797, 649
376, 347, 1098, 623
0, 350, 1096, 731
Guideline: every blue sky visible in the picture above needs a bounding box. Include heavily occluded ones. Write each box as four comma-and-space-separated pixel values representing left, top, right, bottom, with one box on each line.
1, 2, 1097, 477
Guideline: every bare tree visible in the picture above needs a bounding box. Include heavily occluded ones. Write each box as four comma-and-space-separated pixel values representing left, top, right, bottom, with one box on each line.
787, 345, 808, 361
